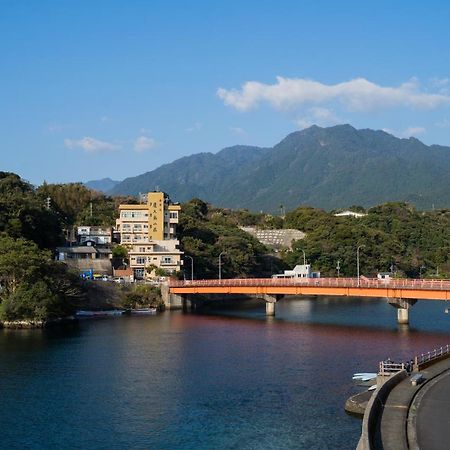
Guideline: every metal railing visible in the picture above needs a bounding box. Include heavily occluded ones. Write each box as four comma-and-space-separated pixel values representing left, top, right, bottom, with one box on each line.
414, 344, 450, 369
379, 344, 450, 375
379, 361, 406, 376
169, 277, 450, 291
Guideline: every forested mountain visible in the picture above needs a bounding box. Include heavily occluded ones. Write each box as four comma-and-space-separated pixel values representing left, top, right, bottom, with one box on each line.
108, 125, 450, 211
85, 178, 120, 193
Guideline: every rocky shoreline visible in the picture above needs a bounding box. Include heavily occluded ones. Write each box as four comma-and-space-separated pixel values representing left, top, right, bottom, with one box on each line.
1, 316, 78, 329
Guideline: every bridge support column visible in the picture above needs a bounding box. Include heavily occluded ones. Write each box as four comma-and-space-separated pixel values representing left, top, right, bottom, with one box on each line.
262, 294, 283, 316
266, 301, 275, 316
387, 298, 417, 325
161, 283, 185, 310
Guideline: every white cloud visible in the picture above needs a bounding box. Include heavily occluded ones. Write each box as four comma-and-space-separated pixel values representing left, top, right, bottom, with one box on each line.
64, 137, 118, 153
382, 126, 426, 138
217, 76, 450, 112
435, 118, 450, 128
296, 107, 343, 129
186, 122, 203, 132
229, 126, 246, 135
402, 126, 426, 137
134, 136, 157, 152
430, 77, 450, 88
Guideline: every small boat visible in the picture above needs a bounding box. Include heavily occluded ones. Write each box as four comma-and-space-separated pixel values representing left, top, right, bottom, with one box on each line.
353, 372, 377, 386
76, 310, 124, 318
352, 372, 377, 380
368, 385, 377, 391
130, 307, 157, 315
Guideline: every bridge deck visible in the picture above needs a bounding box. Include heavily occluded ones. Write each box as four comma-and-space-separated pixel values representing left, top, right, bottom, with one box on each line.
169, 278, 450, 301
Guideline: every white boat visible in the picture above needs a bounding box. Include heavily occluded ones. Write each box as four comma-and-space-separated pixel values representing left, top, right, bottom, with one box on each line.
353, 372, 377, 386
352, 372, 377, 380
368, 385, 377, 391
130, 308, 157, 315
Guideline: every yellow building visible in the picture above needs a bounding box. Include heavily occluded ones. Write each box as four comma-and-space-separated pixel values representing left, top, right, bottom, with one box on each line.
115, 192, 183, 280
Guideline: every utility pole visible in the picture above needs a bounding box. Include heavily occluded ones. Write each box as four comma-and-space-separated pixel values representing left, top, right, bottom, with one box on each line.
218, 251, 226, 280
336, 260, 341, 278
90, 202, 93, 218
185, 255, 194, 281
357, 245, 365, 286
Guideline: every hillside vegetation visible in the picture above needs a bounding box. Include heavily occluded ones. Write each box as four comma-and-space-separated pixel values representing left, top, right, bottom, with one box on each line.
283, 203, 450, 278
0, 173, 83, 322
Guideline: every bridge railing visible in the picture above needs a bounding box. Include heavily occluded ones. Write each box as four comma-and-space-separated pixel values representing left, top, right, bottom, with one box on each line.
169, 277, 450, 291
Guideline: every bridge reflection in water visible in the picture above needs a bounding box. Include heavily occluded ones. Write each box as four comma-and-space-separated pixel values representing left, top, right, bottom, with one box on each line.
168, 277, 450, 324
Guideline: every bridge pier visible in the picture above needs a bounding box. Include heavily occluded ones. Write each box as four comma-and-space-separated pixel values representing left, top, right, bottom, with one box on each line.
262, 294, 283, 316
266, 301, 275, 316
161, 283, 185, 310
387, 298, 417, 325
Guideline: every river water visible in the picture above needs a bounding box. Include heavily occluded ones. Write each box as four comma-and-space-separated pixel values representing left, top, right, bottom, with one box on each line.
1, 297, 450, 449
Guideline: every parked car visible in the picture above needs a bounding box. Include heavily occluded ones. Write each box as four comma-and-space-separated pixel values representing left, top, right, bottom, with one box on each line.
113, 277, 125, 284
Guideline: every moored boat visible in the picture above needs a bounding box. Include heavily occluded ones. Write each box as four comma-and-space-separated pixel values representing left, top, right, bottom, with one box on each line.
130, 307, 157, 315
76, 310, 124, 318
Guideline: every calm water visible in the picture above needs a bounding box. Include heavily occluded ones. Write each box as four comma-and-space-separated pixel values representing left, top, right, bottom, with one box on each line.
1, 297, 450, 449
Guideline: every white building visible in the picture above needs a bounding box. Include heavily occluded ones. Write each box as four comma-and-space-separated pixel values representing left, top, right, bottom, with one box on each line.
273, 264, 321, 279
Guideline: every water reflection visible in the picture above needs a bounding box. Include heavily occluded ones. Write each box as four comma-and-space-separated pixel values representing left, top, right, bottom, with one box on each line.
0, 297, 449, 449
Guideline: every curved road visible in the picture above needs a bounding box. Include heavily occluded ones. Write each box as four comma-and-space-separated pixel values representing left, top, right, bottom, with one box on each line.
416, 370, 450, 450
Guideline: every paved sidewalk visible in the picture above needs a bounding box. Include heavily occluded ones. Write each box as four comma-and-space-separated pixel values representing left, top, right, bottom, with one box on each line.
376, 358, 450, 449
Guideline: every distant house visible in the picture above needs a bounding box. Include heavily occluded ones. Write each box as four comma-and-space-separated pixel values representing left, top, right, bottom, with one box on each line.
377, 272, 392, 281
334, 210, 367, 218
77, 226, 112, 245
56, 242, 113, 275
273, 264, 321, 279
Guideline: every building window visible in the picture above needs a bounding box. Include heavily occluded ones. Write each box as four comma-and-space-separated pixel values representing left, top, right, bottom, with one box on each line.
134, 268, 144, 279
139, 247, 146, 252
136, 257, 146, 264
162, 257, 172, 264
121, 211, 145, 219
170, 212, 178, 219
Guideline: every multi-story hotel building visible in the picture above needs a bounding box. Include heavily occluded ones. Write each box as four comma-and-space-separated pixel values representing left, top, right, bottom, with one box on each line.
115, 192, 183, 280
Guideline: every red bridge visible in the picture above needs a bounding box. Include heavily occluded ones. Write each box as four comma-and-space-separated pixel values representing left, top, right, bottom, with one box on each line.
168, 277, 450, 323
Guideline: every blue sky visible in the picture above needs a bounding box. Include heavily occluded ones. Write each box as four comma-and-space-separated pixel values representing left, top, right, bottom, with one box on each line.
2, 0, 450, 185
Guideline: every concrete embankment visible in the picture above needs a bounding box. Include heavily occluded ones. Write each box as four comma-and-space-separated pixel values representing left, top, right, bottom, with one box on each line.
345, 390, 373, 417
357, 356, 450, 450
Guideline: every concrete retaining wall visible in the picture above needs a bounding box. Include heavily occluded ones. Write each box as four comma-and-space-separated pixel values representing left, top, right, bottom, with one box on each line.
357, 370, 408, 450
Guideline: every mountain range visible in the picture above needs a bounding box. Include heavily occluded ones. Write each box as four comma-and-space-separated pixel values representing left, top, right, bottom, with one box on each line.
102, 125, 450, 211
85, 178, 120, 193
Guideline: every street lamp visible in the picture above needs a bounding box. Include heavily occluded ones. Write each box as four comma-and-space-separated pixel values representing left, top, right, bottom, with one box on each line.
298, 249, 306, 266
185, 255, 194, 281
357, 245, 365, 286
218, 251, 226, 280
